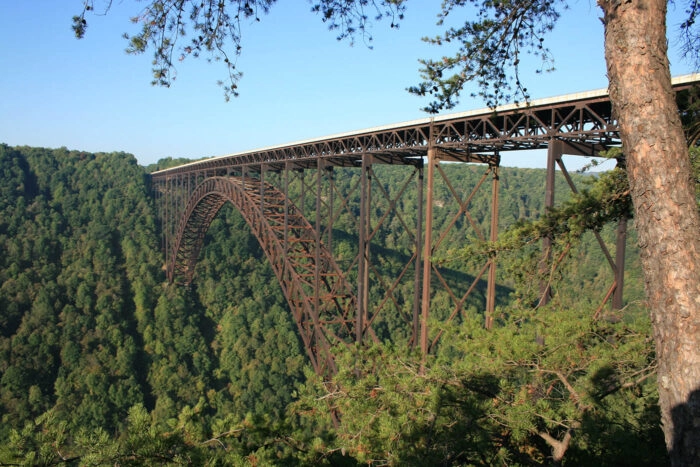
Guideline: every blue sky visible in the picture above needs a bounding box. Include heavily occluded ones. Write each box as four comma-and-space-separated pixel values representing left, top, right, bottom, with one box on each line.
0, 1, 695, 168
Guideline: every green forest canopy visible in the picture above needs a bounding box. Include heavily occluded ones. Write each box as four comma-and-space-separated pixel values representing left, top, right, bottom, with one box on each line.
0, 144, 666, 465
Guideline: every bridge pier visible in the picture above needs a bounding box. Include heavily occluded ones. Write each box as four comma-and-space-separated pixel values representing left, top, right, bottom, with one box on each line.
612, 216, 627, 310
420, 147, 502, 352
420, 148, 436, 356
412, 163, 424, 350
485, 158, 500, 330
538, 139, 628, 311
357, 155, 370, 346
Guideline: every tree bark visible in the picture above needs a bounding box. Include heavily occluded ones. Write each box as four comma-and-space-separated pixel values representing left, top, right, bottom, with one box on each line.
599, 0, 700, 464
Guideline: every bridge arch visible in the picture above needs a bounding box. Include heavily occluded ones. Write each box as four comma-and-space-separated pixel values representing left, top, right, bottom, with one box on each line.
169, 176, 356, 375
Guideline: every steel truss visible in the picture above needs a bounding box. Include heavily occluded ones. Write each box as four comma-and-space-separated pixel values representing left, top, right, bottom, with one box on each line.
151, 76, 699, 376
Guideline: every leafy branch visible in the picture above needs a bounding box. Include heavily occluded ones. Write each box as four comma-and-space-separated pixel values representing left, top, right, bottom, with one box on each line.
74, 0, 405, 100
458, 166, 632, 265
408, 0, 563, 112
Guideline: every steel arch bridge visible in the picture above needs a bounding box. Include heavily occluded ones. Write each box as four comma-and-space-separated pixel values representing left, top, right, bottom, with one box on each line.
151, 75, 699, 376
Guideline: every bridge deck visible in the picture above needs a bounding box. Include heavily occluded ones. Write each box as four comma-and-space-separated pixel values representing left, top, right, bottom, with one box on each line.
152, 74, 699, 177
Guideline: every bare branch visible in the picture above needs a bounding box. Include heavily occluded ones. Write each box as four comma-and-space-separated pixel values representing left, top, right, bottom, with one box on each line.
538, 427, 574, 463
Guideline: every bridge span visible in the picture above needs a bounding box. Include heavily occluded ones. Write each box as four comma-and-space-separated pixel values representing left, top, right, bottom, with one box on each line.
151, 75, 699, 376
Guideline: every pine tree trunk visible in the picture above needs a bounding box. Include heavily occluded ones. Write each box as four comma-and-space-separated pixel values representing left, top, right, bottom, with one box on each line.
599, 0, 700, 464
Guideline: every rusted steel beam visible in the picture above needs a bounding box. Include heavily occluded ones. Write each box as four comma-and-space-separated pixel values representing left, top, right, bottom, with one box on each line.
539, 139, 558, 307
613, 216, 628, 310
486, 160, 500, 330
420, 148, 436, 356
356, 155, 371, 345
153, 77, 700, 180
169, 176, 354, 375
412, 164, 424, 350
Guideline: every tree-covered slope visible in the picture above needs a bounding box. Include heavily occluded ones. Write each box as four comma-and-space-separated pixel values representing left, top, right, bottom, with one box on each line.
0, 144, 659, 464
0, 145, 305, 441
0, 145, 156, 434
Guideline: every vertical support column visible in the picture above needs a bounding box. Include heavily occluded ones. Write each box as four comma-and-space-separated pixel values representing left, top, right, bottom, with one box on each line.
170, 175, 176, 280
300, 168, 306, 220
540, 140, 560, 306
612, 216, 628, 309
364, 163, 371, 331
420, 148, 437, 355
356, 156, 371, 345
327, 165, 334, 252
259, 165, 265, 235
154, 177, 161, 253
485, 158, 500, 329
612, 156, 627, 310
168, 175, 178, 282
315, 158, 323, 317
176, 174, 182, 229
163, 177, 170, 281
412, 164, 424, 350
173, 175, 178, 272
175, 174, 182, 279
284, 163, 289, 256
185, 172, 190, 207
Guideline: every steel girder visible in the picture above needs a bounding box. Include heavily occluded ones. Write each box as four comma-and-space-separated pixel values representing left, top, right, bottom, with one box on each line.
169, 175, 354, 375
151, 85, 640, 178
279, 161, 426, 350
152, 78, 696, 182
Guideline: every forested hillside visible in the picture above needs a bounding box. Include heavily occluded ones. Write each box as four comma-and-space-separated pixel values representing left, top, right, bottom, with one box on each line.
0, 145, 666, 465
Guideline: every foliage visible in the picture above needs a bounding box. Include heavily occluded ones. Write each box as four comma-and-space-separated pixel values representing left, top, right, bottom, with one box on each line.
469, 167, 631, 256
74, 0, 405, 100
690, 146, 700, 208
407, 0, 561, 111
294, 302, 665, 465
406, 1, 700, 111
0, 145, 307, 460
455, 146, 699, 309
67, 0, 700, 462
145, 156, 201, 173
72, 1, 700, 111
0, 144, 664, 464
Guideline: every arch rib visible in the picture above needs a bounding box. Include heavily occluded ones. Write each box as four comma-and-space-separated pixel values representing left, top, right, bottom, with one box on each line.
169, 176, 356, 375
